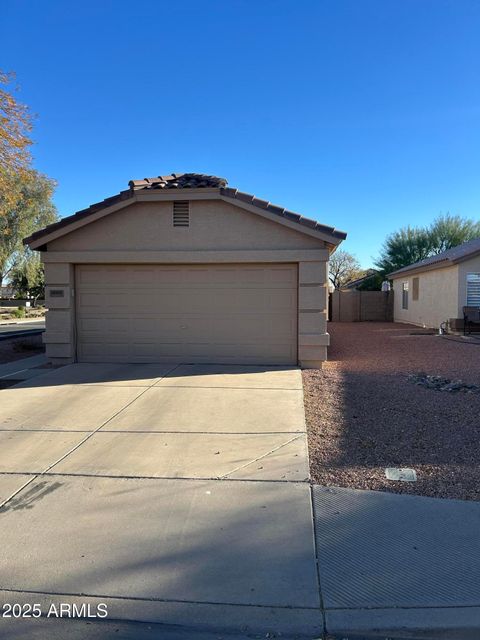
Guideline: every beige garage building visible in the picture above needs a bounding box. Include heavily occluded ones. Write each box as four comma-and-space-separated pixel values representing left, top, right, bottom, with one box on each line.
25, 173, 346, 367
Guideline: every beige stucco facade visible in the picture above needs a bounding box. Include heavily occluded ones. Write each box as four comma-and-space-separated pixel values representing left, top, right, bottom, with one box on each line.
392, 254, 480, 328
34, 192, 340, 367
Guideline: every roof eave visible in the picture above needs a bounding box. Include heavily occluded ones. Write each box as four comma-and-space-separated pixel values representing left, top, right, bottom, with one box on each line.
450, 247, 480, 265
24, 190, 136, 250
388, 259, 453, 279
219, 187, 347, 246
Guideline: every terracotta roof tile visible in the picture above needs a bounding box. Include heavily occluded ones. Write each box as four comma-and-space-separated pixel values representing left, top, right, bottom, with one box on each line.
299, 217, 318, 229
266, 204, 285, 216
283, 210, 301, 222
129, 173, 227, 190
251, 197, 269, 209
221, 187, 238, 198
235, 191, 255, 204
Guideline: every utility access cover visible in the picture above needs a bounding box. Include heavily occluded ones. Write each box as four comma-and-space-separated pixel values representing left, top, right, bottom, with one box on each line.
385, 467, 417, 482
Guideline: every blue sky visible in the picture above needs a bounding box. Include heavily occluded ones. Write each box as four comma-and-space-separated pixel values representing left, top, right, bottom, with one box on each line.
2, 0, 479, 267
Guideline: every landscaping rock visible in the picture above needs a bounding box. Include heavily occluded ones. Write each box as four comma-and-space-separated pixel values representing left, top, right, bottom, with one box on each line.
408, 373, 480, 394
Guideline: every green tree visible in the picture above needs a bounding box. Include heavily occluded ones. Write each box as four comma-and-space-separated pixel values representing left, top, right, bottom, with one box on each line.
356, 271, 384, 291
376, 226, 431, 275
429, 214, 480, 254
10, 253, 45, 305
376, 214, 480, 276
0, 171, 58, 287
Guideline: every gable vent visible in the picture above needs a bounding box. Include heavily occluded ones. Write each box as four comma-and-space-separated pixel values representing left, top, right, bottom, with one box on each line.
173, 201, 190, 227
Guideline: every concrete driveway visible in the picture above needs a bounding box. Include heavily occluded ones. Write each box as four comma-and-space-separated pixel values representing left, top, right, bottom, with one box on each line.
0, 363, 321, 638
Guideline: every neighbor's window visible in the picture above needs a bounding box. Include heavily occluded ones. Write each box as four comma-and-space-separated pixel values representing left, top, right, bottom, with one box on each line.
466, 273, 480, 306
402, 281, 409, 309
412, 277, 419, 301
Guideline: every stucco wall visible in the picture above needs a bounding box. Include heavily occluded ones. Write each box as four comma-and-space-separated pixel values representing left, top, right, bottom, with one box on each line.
42, 198, 332, 367
48, 200, 323, 252
392, 265, 459, 328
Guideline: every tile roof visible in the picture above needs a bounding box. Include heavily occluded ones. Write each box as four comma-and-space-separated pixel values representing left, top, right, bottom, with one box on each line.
389, 236, 480, 277
129, 173, 227, 190
24, 172, 347, 246
219, 187, 346, 240
23, 188, 134, 246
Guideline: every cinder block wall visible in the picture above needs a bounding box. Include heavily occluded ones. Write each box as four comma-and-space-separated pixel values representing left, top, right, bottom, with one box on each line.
331, 290, 393, 322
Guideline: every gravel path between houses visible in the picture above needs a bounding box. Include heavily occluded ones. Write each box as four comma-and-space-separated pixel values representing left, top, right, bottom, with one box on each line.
303, 323, 480, 501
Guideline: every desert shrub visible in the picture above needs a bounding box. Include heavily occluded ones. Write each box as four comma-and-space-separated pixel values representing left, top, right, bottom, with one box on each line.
12, 306, 26, 319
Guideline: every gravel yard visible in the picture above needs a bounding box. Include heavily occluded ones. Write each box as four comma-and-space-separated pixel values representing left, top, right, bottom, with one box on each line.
0, 334, 44, 365
303, 322, 480, 501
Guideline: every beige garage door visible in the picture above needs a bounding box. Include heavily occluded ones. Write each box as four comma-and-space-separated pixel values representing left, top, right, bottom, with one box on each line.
75, 264, 297, 364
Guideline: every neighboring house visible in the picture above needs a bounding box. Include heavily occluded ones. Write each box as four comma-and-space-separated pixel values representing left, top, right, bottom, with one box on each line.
341, 269, 379, 290
0, 285, 14, 298
24, 173, 346, 367
389, 237, 480, 329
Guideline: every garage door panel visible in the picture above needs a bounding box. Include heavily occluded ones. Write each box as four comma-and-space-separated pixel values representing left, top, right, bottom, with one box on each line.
130, 318, 159, 333
128, 269, 158, 285
264, 291, 297, 311
78, 292, 128, 310
81, 342, 131, 359
76, 264, 297, 364
79, 317, 131, 333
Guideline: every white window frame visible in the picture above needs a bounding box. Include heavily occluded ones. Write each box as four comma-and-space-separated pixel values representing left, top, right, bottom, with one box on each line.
466, 273, 480, 307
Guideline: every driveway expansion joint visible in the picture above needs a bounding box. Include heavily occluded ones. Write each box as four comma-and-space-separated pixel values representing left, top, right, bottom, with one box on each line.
0, 363, 184, 503
309, 484, 327, 638
94, 429, 306, 434
33, 471, 309, 484
219, 435, 306, 479
34, 363, 184, 476
155, 384, 303, 391
0, 475, 40, 511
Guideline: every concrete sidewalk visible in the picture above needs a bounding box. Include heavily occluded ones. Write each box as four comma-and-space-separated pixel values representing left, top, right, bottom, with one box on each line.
0, 353, 48, 381
313, 485, 480, 639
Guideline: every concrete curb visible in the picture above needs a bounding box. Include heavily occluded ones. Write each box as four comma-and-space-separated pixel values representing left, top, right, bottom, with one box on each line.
326, 606, 480, 639
0, 590, 324, 637
0, 328, 44, 341
0, 319, 45, 327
